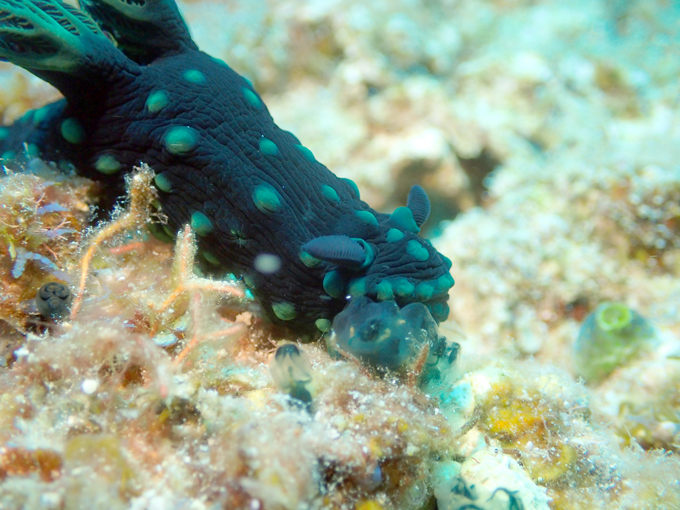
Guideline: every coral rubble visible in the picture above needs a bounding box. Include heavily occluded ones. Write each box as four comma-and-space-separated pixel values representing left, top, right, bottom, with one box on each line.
2, 0, 680, 509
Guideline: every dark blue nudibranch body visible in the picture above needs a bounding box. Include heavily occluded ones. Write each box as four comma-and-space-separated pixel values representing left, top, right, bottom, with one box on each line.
0, 0, 454, 336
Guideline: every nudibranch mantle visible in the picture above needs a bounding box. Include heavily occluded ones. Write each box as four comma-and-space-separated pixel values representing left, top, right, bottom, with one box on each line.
0, 0, 454, 336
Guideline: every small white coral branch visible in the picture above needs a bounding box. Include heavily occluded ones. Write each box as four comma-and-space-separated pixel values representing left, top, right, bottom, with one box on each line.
70, 163, 158, 318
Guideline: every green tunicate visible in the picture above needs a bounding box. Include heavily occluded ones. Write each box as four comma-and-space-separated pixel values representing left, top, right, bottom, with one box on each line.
342, 177, 360, 198
348, 277, 368, 297
183, 69, 206, 84
391, 206, 420, 233
202, 250, 221, 266
321, 185, 340, 202
315, 318, 332, 333
270, 344, 313, 405
25, 143, 40, 158
146, 90, 169, 113
252, 184, 282, 213
163, 126, 199, 155
415, 281, 435, 301
0, 127, 9, 140
574, 302, 656, 382
392, 277, 415, 297
299, 250, 322, 268
191, 211, 214, 236
386, 228, 405, 243
242, 87, 262, 108
60, 117, 85, 144
406, 240, 429, 262
154, 172, 172, 192
328, 297, 439, 372
355, 210, 378, 227
259, 137, 279, 156
376, 280, 394, 301
295, 144, 315, 162
94, 154, 121, 174
323, 270, 345, 299
272, 302, 297, 321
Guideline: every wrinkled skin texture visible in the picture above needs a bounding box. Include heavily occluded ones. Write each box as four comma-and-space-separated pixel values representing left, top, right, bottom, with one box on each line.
0, 0, 453, 336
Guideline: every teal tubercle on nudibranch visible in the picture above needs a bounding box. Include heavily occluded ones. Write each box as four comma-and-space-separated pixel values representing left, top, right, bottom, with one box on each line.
190, 211, 214, 236
163, 126, 199, 154
146, 90, 169, 113
60, 118, 85, 144
259, 138, 279, 156
0, 0, 454, 336
95, 154, 122, 174
252, 184, 282, 213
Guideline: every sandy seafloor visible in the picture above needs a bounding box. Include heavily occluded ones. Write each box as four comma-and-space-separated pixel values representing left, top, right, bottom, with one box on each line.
1, 0, 680, 509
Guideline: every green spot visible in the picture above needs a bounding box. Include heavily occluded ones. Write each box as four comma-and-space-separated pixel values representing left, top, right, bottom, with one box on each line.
146, 90, 169, 113
315, 318, 332, 333
259, 138, 279, 156
441, 254, 453, 271
323, 270, 345, 299
355, 210, 378, 227
244, 274, 256, 289
415, 282, 435, 301
392, 277, 415, 297
295, 144, 315, 162
272, 302, 297, 321
245, 289, 255, 300
0, 127, 9, 140
406, 240, 429, 262
183, 69, 206, 84
32, 106, 50, 125
20, 110, 34, 123
376, 280, 394, 301
252, 184, 282, 213
391, 206, 420, 233
300, 250, 322, 268
1, 150, 15, 160
386, 228, 405, 243
162, 224, 177, 239
163, 126, 199, 155
60, 118, 85, 144
202, 250, 221, 266
94, 154, 121, 174
191, 211, 214, 236
242, 87, 262, 108
25, 143, 40, 158
148, 222, 174, 243
154, 172, 172, 192
348, 277, 368, 297
342, 178, 360, 198
437, 273, 455, 291
321, 185, 340, 202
